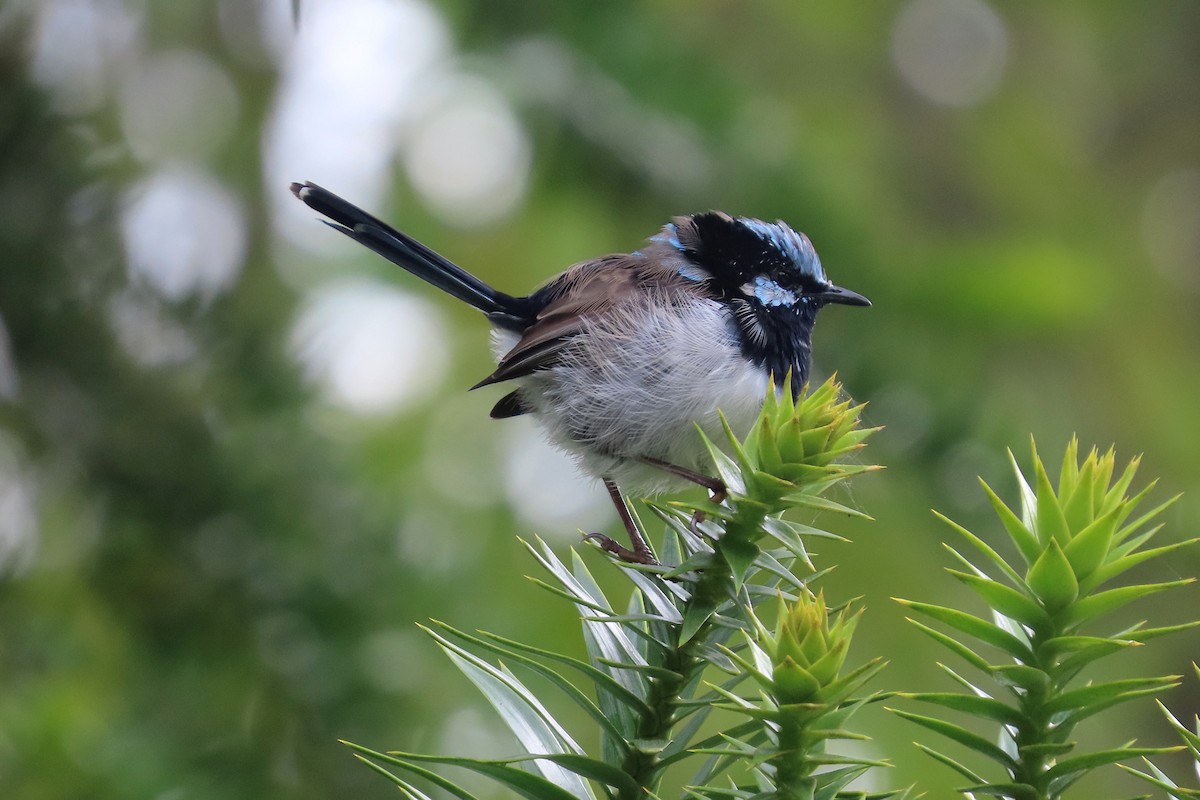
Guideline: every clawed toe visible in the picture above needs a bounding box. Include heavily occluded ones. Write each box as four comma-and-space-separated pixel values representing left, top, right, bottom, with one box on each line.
583, 533, 659, 565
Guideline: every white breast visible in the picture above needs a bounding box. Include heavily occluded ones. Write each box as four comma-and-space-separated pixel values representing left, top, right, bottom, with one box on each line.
490, 296, 769, 493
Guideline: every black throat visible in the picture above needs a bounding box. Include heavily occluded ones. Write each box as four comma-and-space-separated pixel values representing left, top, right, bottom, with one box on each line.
729, 299, 819, 388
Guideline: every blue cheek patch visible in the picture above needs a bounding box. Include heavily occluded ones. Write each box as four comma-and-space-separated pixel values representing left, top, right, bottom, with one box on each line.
749, 276, 797, 307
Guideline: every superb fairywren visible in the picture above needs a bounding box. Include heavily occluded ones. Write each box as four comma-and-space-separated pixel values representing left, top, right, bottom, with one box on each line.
291, 182, 869, 564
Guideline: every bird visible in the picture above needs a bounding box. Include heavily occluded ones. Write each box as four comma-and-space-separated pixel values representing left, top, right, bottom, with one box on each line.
290, 181, 869, 564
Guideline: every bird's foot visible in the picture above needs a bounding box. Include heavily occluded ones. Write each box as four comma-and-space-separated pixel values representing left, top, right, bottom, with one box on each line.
583, 533, 659, 565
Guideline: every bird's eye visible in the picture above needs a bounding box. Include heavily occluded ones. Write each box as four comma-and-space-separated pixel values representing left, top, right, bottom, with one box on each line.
740, 276, 797, 307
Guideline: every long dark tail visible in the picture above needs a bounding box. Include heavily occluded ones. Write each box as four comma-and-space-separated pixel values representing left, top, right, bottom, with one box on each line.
290, 182, 532, 324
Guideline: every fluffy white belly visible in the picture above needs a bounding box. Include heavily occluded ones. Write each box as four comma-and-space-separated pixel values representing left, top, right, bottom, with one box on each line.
490, 298, 768, 494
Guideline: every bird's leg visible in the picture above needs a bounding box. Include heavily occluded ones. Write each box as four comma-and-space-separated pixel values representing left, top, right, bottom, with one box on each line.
638, 456, 728, 534
637, 456, 727, 500
584, 479, 658, 565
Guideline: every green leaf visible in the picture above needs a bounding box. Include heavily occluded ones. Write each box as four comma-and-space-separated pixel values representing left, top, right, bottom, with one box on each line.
1044, 746, 1180, 783
1060, 447, 1095, 533
658, 721, 761, 772
895, 599, 1033, 662
913, 742, 986, 784
620, 568, 685, 624
1125, 620, 1200, 645
522, 539, 611, 614
813, 657, 887, 709
759, 516, 816, 568
899, 692, 1025, 725
797, 419, 836, 461
718, 536, 760, 590
497, 753, 642, 796
989, 665, 1050, 694
463, 628, 652, 713
1120, 763, 1200, 800
1025, 539, 1078, 611
1064, 579, 1194, 626
1061, 505, 1120, 580
431, 636, 589, 792
812, 765, 872, 799
1009, 449, 1038, 531
905, 619, 993, 672
348, 749, 482, 800
936, 509, 1027, 586
947, 570, 1050, 630
756, 409, 785, 473
1082, 537, 1199, 593
1157, 698, 1200, 751
1041, 677, 1181, 714
958, 782, 1040, 800
1114, 488, 1177, 544
935, 661, 990, 695
1035, 634, 1136, 661
524, 577, 611, 615
1017, 741, 1075, 758
1033, 442, 1072, 545
1053, 638, 1140, 681
780, 491, 873, 519
888, 709, 1016, 768
772, 658, 821, 704
1059, 683, 1181, 730
680, 598, 720, 644
699, 426, 748, 496
980, 478, 1041, 567
350, 744, 597, 800
428, 623, 642, 752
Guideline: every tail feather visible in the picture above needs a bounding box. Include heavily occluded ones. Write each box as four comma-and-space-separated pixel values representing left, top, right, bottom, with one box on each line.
291, 181, 527, 318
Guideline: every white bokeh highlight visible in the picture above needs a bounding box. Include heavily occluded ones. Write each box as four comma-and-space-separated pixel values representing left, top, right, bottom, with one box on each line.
121, 166, 247, 302
403, 75, 531, 227
289, 278, 449, 415
107, 290, 199, 367
0, 434, 38, 576
264, 0, 450, 254
118, 48, 240, 163
27, 0, 141, 116
502, 418, 613, 536
892, 0, 1008, 108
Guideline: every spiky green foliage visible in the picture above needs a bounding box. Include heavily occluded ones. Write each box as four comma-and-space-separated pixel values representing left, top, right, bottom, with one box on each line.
712, 590, 888, 800
895, 439, 1197, 800
347, 378, 899, 800
1121, 665, 1200, 799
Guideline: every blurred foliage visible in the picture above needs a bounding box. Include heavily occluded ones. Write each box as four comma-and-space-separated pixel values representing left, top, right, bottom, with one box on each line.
0, 2, 1198, 799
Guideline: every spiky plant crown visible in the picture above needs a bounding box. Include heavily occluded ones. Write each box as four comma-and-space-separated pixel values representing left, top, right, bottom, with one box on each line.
894, 439, 1197, 800
346, 378, 900, 800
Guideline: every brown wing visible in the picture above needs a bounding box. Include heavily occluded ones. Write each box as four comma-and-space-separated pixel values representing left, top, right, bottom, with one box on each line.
471, 256, 657, 389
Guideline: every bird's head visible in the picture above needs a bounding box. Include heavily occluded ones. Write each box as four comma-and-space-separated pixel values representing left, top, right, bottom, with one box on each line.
649, 211, 869, 382
656, 211, 870, 315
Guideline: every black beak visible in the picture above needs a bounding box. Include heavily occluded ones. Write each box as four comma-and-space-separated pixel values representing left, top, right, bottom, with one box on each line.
821, 284, 871, 307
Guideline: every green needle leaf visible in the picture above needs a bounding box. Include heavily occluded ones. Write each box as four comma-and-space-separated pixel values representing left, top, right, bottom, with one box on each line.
1065, 579, 1195, 626
980, 478, 1041, 566
1026, 538, 1079, 612
899, 692, 1025, 726
1044, 746, 1182, 783
889, 709, 1016, 768
1031, 442, 1072, 547
947, 570, 1050, 629
895, 599, 1034, 662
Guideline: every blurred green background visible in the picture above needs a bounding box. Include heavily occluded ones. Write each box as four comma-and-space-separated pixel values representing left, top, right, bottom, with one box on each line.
1, 1, 1198, 797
